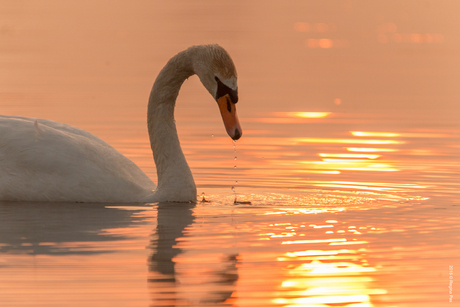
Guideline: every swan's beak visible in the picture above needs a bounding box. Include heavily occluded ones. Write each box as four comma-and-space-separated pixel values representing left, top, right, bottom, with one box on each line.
217, 94, 242, 140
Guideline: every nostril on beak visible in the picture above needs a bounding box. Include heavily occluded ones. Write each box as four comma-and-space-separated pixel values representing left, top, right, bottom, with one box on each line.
232, 128, 242, 140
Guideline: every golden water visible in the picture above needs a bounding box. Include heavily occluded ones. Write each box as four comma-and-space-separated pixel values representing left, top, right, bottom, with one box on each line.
1, 1, 459, 306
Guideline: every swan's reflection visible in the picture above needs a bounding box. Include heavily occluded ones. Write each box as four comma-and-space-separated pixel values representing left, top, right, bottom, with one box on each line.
148, 202, 239, 306
0, 201, 239, 305
0, 201, 148, 255
148, 202, 195, 280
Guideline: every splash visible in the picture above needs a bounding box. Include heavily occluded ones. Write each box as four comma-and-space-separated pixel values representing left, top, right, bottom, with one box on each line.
200, 192, 209, 203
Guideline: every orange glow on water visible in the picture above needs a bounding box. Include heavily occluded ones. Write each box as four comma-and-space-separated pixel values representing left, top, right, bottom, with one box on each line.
306, 38, 339, 49
330, 240, 368, 245
351, 131, 400, 137
1, 2, 458, 307
285, 250, 344, 257
319, 153, 381, 159
293, 22, 311, 32
275, 255, 387, 306
297, 170, 341, 174
296, 138, 404, 145
295, 22, 336, 33
315, 183, 400, 191
377, 22, 444, 44
282, 238, 348, 245
318, 38, 333, 48
293, 111, 330, 118
309, 224, 334, 229
274, 112, 331, 118
350, 131, 452, 139
347, 147, 398, 152
301, 160, 399, 172
313, 181, 428, 193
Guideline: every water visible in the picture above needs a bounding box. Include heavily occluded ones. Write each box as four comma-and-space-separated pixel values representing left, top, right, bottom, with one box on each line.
1, 1, 459, 306
1, 199, 457, 306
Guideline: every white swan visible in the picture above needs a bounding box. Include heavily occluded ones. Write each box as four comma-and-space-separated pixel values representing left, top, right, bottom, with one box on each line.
0, 44, 241, 203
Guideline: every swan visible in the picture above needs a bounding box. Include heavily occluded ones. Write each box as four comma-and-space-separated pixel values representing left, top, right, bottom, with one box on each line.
0, 44, 241, 203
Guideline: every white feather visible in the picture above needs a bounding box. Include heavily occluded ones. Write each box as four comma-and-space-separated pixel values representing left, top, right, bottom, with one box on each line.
0, 115, 155, 202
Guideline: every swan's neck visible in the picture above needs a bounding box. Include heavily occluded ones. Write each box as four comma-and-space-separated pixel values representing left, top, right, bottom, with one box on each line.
147, 49, 197, 202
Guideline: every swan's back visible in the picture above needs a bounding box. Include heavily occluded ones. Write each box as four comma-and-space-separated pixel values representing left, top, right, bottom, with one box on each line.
0, 115, 155, 202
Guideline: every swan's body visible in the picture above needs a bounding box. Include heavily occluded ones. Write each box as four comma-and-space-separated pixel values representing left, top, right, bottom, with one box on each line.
0, 115, 155, 202
0, 45, 241, 203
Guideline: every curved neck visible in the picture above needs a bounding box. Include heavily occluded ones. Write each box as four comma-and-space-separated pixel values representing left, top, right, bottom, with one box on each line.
147, 49, 197, 201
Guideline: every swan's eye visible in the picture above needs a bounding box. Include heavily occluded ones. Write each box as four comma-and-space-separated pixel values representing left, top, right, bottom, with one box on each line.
215, 76, 238, 104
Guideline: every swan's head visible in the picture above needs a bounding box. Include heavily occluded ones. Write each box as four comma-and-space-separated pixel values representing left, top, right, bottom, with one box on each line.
192, 45, 242, 140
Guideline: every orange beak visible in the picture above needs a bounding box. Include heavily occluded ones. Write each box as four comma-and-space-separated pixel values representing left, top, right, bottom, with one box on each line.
217, 94, 242, 140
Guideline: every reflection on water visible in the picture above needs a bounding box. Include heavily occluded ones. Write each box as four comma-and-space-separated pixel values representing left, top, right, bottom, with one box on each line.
148, 202, 238, 306
275, 255, 386, 306
148, 203, 240, 306
1, 0, 459, 306
0, 194, 458, 306
149, 203, 195, 279
0, 202, 150, 255
148, 203, 239, 306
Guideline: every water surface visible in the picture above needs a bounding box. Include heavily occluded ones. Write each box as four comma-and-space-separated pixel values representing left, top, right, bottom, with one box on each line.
1, 1, 459, 306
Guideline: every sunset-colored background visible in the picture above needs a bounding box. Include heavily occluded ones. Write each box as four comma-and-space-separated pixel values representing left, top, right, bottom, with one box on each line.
2, 1, 459, 201
1, 1, 459, 306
